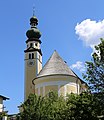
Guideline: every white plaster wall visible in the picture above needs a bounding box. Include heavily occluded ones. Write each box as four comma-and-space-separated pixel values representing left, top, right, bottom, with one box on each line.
0, 104, 3, 112
35, 81, 78, 96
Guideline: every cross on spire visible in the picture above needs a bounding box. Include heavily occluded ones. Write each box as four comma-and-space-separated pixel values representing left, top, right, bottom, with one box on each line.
33, 5, 35, 16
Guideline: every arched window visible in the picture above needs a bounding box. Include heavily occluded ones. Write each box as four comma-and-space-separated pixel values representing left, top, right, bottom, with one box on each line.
35, 43, 38, 46
30, 43, 33, 47
32, 53, 34, 59
29, 54, 31, 59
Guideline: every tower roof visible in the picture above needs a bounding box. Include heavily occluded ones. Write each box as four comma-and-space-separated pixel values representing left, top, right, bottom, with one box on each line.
37, 50, 77, 78
26, 16, 41, 39
30, 16, 38, 25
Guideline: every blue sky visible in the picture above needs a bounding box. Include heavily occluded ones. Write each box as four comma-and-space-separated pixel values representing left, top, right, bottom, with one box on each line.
0, 0, 104, 114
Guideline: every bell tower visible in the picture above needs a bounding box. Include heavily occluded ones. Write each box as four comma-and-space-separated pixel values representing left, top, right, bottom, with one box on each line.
24, 16, 42, 100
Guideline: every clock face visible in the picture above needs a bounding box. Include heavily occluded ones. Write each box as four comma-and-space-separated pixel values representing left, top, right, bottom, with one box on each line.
27, 60, 34, 67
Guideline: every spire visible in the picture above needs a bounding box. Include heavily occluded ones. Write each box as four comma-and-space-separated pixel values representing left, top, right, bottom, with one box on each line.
29, 6, 38, 27
33, 5, 35, 16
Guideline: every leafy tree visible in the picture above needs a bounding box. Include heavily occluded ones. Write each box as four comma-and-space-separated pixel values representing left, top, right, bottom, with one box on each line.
17, 92, 103, 120
18, 94, 46, 120
83, 38, 104, 118
83, 38, 104, 93
0, 112, 8, 120
17, 92, 66, 120
62, 93, 99, 120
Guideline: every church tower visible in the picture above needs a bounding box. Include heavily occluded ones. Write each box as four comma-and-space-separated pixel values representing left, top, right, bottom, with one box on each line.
24, 16, 42, 100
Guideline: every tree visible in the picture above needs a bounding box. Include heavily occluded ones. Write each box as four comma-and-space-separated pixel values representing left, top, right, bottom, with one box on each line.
17, 92, 66, 120
0, 112, 8, 120
83, 38, 104, 93
17, 92, 102, 120
62, 93, 99, 120
83, 38, 104, 118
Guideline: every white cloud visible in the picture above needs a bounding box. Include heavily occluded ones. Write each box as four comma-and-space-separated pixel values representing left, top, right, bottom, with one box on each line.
70, 61, 85, 72
75, 19, 104, 52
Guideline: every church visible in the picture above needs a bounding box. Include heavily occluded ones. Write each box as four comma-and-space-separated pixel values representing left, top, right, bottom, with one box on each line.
24, 15, 87, 100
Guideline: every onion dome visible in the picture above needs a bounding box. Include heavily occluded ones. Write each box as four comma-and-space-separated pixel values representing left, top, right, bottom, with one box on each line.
26, 16, 41, 39
26, 28, 41, 39
30, 16, 38, 26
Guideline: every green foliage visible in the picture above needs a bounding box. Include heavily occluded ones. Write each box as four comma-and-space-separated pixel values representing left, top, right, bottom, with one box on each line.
82, 39, 104, 119
62, 93, 100, 120
83, 38, 104, 93
0, 112, 8, 120
17, 92, 104, 120
18, 92, 65, 120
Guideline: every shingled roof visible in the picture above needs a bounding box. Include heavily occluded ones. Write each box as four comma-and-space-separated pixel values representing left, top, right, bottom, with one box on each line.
37, 50, 77, 78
